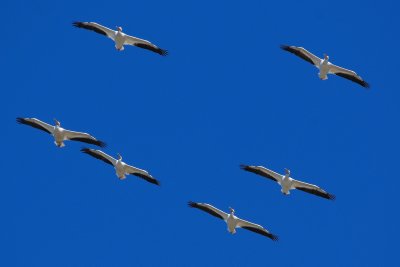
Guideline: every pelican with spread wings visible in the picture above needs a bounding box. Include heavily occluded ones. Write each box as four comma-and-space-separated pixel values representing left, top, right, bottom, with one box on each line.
188, 201, 278, 241
281, 45, 369, 88
81, 148, 160, 185
17, 117, 106, 148
73, 21, 168, 55
241, 165, 335, 200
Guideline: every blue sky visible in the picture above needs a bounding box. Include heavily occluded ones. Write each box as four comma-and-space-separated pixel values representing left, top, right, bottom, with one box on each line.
1, 0, 398, 266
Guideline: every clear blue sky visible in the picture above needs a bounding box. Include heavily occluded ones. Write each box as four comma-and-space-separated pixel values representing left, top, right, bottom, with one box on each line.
1, 0, 398, 266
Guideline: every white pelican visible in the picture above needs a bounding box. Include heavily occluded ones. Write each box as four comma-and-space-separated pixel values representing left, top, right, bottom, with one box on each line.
188, 201, 278, 241
17, 117, 106, 148
280, 45, 369, 88
81, 148, 160, 185
240, 165, 335, 200
73, 21, 168, 55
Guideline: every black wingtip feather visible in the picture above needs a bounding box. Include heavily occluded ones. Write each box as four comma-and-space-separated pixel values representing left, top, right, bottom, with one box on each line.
240, 164, 250, 170
187, 201, 225, 220
296, 186, 336, 200
80, 147, 114, 166
69, 137, 107, 148
81, 148, 91, 153
241, 226, 279, 241
334, 72, 370, 89
132, 172, 160, 186
16, 117, 52, 134
280, 44, 316, 65
134, 43, 168, 56
280, 44, 291, 51
98, 140, 107, 148
270, 234, 279, 241
72, 21, 108, 36
327, 193, 336, 200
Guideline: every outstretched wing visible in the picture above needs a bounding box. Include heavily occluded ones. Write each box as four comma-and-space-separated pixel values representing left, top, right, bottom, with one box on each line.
291, 179, 335, 200
240, 164, 283, 184
280, 45, 322, 66
188, 201, 228, 221
64, 129, 106, 148
124, 35, 168, 56
81, 148, 116, 166
328, 63, 370, 88
17, 117, 54, 134
236, 218, 278, 241
73, 21, 116, 40
125, 164, 160, 186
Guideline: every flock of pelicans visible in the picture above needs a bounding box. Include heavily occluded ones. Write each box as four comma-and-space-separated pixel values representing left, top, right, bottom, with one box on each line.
17, 21, 370, 242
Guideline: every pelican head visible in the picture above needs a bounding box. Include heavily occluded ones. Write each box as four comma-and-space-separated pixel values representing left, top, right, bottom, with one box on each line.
284, 168, 291, 176
229, 207, 235, 214
323, 53, 329, 60
54, 119, 60, 126
117, 26, 123, 32
117, 153, 122, 160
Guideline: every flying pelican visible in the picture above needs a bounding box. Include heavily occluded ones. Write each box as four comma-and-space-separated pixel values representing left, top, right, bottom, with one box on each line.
16, 117, 106, 148
188, 201, 278, 241
81, 148, 160, 185
240, 165, 335, 200
280, 45, 369, 88
73, 21, 168, 55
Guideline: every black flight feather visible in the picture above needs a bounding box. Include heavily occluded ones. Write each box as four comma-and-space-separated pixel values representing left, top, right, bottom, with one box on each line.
295, 186, 336, 200
134, 43, 168, 56
335, 72, 370, 88
241, 226, 279, 241
73, 22, 108, 36
69, 137, 106, 148
188, 201, 224, 220
130, 172, 160, 186
280, 45, 316, 65
81, 148, 113, 166
240, 164, 278, 182
16, 118, 51, 134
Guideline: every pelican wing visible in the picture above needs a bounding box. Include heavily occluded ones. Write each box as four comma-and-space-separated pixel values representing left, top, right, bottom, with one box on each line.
240, 164, 282, 184
188, 201, 228, 221
124, 35, 168, 56
236, 218, 278, 241
81, 148, 116, 166
125, 164, 160, 186
328, 63, 370, 88
280, 45, 321, 66
73, 21, 116, 39
291, 179, 335, 200
17, 117, 54, 134
64, 129, 106, 148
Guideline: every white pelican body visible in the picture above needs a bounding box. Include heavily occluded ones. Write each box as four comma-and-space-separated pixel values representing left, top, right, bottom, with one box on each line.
188, 201, 278, 240
281, 45, 369, 88
73, 22, 168, 55
114, 30, 126, 51
241, 165, 335, 200
53, 123, 67, 147
81, 148, 160, 185
318, 57, 330, 80
17, 118, 106, 148
226, 212, 241, 234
